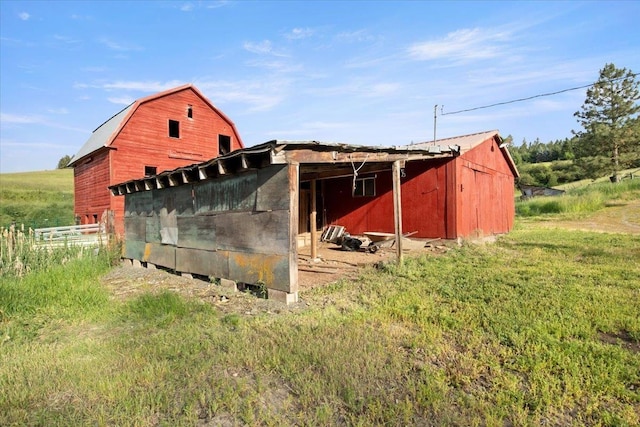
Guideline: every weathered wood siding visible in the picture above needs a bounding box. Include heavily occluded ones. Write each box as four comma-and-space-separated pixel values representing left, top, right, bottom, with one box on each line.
73, 148, 111, 225
123, 164, 297, 294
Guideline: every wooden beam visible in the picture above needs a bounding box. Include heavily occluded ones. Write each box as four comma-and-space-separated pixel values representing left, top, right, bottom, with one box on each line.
392, 160, 403, 264
310, 179, 317, 260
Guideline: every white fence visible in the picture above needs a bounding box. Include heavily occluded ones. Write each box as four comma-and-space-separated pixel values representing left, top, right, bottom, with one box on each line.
34, 223, 107, 247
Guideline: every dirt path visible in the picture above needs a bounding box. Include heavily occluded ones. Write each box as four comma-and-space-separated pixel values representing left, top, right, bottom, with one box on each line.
534, 199, 640, 235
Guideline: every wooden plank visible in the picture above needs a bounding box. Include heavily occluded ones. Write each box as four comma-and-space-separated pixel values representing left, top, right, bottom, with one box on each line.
287, 164, 299, 294
177, 215, 217, 251
124, 191, 153, 217
193, 171, 257, 213
227, 251, 291, 292
256, 164, 290, 211
124, 216, 146, 241
213, 211, 290, 254
123, 240, 146, 260
176, 247, 229, 278
311, 179, 318, 259
145, 243, 176, 270
392, 160, 403, 264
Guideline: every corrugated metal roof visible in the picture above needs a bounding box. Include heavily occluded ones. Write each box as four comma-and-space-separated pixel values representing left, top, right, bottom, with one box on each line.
408, 129, 500, 152
69, 104, 134, 165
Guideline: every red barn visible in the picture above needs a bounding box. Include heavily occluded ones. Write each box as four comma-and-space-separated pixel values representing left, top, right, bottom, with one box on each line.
324, 130, 519, 238
69, 84, 244, 234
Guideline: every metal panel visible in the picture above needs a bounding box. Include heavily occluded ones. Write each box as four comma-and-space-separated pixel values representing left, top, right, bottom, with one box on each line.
123, 240, 146, 260
124, 191, 153, 217
176, 248, 229, 278
194, 172, 257, 214
227, 251, 291, 292
177, 216, 217, 251
256, 164, 290, 211
124, 216, 146, 241
152, 186, 194, 217
146, 214, 162, 243
145, 242, 176, 270
213, 211, 290, 254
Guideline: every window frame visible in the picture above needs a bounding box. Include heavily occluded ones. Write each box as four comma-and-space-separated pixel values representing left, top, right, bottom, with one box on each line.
353, 176, 376, 197
168, 119, 180, 138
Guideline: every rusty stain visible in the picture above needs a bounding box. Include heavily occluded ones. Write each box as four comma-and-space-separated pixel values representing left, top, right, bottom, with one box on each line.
142, 243, 152, 262
231, 252, 280, 285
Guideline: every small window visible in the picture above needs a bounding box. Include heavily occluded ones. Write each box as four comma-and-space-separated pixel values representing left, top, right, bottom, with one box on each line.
169, 120, 180, 138
353, 176, 376, 197
92, 214, 98, 224
145, 166, 157, 177
218, 134, 231, 155
187, 105, 193, 118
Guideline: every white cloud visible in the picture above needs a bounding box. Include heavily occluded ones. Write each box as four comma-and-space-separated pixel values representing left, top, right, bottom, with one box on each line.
107, 96, 135, 106
335, 29, 375, 43
47, 108, 69, 114
243, 40, 288, 57
18, 12, 30, 21
180, 3, 194, 12
97, 80, 186, 92
285, 27, 315, 40
408, 28, 511, 63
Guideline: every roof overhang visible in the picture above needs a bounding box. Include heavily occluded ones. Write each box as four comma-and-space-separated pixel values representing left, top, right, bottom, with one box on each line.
109, 140, 461, 196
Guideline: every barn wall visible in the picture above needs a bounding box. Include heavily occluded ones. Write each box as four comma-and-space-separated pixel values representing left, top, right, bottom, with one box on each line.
455, 137, 516, 236
122, 164, 298, 295
111, 88, 243, 188
322, 159, 451, 238
73, 148, 111, 225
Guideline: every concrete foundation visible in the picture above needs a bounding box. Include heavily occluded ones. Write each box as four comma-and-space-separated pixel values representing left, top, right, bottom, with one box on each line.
268, 288, 299, 305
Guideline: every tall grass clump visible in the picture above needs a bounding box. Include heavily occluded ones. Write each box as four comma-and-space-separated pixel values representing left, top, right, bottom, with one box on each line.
517, 178, 640, 217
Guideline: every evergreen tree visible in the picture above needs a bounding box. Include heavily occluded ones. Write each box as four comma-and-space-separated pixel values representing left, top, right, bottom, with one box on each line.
57, 155, 71, 169
573, 63, 640, 181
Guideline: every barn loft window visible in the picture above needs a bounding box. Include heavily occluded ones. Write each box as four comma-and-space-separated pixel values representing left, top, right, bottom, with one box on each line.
353, 176, 376, 197
219, 134, 231, 155
187, 105, 193, 118
145, 166, 157, 177
169, 120, 180, 138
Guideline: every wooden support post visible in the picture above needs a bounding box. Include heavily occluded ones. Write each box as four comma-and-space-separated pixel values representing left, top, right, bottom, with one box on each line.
310, 179, 318, 260
392, 160, 403, 264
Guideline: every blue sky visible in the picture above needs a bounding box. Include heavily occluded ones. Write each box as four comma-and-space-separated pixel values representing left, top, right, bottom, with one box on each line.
1, 0, 639, 173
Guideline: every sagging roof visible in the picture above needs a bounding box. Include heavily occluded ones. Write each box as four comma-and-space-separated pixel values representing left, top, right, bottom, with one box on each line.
69, 84, 244, 167
109, 139, 461, 196
409, 130, 519, 178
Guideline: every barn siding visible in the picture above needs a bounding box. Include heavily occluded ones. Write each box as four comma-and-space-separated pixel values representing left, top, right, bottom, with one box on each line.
73, 148, 111, 225
122, 164, 297, 294
74, 86, 243, 235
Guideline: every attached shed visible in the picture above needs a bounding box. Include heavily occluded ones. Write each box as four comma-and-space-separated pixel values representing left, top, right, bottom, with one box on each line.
110, 131, 518, 304
69, 84, 244, 234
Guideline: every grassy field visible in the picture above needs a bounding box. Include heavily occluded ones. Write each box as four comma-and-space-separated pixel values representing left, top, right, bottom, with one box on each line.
0, 168, 74, 229
1, 172, 639, 426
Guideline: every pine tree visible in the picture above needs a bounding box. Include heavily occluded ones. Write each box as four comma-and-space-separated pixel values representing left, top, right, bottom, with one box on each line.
573, 63, 640, 181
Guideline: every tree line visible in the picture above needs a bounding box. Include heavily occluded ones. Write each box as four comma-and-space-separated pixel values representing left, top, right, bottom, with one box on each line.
509, 63, 639, 187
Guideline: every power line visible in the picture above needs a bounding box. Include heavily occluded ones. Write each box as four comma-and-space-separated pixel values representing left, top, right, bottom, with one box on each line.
441, 72, 639, 116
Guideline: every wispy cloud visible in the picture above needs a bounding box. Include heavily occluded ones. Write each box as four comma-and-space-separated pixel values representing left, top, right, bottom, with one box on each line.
47, 108, 69, 114
75, 80, 186, 92
99, 37, 143, 52
285, 27, 315, 40
0, 113, 41, 124
18, 12, 30, 21
335, 29, 375, 43
243, 40, 288, 57
197, 79, 289, 112
407, 28, 512, 63
107, 96, 135, 105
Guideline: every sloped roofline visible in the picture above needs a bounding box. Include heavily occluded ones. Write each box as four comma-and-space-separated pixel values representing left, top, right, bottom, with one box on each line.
69, 84, 244, 166
409, 130, 519, 178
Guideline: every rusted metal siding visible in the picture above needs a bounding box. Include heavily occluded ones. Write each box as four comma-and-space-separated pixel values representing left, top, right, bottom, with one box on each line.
122, 164, 298, 294
73, 148, 111, 225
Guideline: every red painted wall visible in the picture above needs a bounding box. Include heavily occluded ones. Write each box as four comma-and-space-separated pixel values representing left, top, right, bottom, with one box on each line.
74, 88, 243, 234
322, 136, 516, 239
73, 149, 111, 225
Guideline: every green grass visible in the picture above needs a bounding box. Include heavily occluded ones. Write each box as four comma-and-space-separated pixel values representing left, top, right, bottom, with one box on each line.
1, 227, 638, 426
517, 177, 640, 217
0, 169, 74, 228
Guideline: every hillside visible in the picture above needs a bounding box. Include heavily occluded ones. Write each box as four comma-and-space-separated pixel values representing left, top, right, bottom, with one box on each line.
0, 168, 74, 228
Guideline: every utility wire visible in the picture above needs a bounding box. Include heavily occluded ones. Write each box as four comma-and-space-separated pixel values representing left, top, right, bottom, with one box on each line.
441, 72, 639, 116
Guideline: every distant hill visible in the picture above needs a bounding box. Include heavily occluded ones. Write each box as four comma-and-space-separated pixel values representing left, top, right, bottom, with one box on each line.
0, 169, 74, 229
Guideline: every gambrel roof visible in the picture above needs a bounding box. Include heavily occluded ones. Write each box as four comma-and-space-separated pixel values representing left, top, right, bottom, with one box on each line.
69, 84, 243, 166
